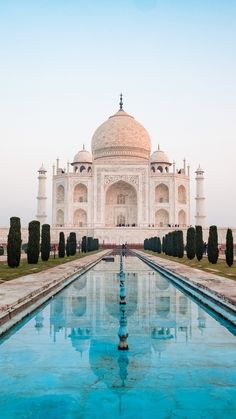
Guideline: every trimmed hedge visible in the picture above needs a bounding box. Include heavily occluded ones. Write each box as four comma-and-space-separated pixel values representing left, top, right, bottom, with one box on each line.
195, 225, 203, 261
7, 217, 21, 268
225, 228, 234, 267
69, 232, 77, 256
58, 232, 65, 258
27, 220, 40, 264
41, 224, 51, 261
186, 227, 196, 260
208, 225, 218, 264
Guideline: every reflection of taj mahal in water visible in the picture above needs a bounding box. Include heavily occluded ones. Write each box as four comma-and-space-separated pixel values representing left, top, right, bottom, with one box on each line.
35, 257, 207, 360
36, 96, 206, 244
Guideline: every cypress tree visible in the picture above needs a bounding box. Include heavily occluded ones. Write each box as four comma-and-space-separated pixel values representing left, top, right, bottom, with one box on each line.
177, 230, 184, 258
27, 220, 40, 264
153, 236, 158, 252
157, 237, 162, 254
58, 232, 65, 258
87, 237, 93, 252
66, 236, 71, 257
94, 238, 99, 251
7, 216, 21, 268
170, 232, 174, 256
41, 224, 51, 261
173, 231, 178, 257
69, 232, 77, 256
144, 238, 148, 250
165, 233, 170, 255
82, 236, 87, 253
225, 228, 234, 267
186, 227, 196, 260
195, 225, 204, 261
208, 225, 218, 264
162, 236, 165, 253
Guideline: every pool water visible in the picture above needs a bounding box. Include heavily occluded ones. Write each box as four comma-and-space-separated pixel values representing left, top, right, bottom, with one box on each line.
0, 255, 236, 418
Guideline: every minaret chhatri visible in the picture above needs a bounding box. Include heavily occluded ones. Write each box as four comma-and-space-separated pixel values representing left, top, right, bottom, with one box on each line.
195, 165, 206, 227
36, 164, 47, 225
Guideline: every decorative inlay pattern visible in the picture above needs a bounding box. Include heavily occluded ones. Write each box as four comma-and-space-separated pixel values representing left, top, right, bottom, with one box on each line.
104, 175, 139, 187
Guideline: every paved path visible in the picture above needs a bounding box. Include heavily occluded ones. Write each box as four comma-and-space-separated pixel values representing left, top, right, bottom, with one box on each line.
0, 250, 110, 335
134, 250, 236, 309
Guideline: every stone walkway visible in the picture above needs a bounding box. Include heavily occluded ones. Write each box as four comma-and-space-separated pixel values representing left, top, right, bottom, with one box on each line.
0, 250, 110, 335
134, 250, 236, 312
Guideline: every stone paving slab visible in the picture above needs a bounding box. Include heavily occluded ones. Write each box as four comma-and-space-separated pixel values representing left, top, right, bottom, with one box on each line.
134, 250, 236, 310
0, 250, 110, 335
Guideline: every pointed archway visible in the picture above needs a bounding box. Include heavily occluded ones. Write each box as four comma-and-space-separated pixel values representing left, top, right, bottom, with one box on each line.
105, 181, 137, 227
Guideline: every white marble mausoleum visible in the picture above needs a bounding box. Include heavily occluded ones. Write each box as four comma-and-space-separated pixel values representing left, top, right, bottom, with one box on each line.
35, 96, 206, 245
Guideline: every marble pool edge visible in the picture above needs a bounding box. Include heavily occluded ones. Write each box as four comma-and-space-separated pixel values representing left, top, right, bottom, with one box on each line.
133, 250, 236, 327
0, 250, 111, 336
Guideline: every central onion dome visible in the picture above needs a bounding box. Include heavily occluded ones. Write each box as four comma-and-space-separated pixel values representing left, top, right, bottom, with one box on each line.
91, 95, 151, 161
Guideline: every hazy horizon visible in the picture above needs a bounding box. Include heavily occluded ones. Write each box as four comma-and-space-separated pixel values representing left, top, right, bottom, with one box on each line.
0, 0, 235, 228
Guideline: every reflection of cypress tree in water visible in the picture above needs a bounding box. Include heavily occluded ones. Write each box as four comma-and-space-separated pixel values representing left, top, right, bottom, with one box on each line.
118, 305, 129, 350
118, 352, 129, 386
118, 252, 129, 350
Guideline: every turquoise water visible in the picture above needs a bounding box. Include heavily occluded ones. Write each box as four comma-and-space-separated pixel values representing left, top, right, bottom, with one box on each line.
0, 255, 236, 419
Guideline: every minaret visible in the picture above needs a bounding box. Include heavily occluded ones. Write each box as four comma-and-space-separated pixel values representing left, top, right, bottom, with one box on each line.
195, 165, 206, 227
36, 164, 47, 225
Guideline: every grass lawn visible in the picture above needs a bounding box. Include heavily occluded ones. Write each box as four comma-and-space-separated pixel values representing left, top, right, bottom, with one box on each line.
0, 251, 99, 282
144, 251, 236, 281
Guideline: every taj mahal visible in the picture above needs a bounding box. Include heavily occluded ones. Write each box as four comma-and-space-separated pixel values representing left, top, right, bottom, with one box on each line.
35, 95, 206, 245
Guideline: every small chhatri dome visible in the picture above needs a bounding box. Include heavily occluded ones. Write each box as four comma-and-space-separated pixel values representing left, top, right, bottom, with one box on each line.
91, 95, 151, 161
73, 145, 92, 164
151, 145, 170, 165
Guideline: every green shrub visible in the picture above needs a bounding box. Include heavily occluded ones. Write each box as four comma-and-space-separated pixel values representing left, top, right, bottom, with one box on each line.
173, 231, 178, 257
162, 236, 165, 253
186, 227, 196, 260
69, 232, 77, 256
41, 224, 51, 261
195, 225, 204, 261
66, 236, 71, 257
225, 228, 234, 267
7, 217, 21, 268
27, 220, 40, 264
58, 232, 65, 258
94, 238, 99, 250
177, 230, 184, 258
208, 225, 218, 264
82, 236, 87, 253
157, 237, 162, 254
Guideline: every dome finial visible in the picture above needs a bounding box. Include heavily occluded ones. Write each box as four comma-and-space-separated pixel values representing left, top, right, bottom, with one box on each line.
119, 93, 123, 111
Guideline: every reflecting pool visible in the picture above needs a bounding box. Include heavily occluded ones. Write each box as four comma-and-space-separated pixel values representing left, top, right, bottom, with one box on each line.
0, 256, 236, 418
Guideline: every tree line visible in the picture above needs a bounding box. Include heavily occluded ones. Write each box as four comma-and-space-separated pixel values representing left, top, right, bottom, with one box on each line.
144, 225, 234, 267
7, 217, 99, 268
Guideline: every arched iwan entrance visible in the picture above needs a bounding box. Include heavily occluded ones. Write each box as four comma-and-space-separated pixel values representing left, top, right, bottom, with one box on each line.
178, 210, 186, 227
155, 209, 169, 227
105, 181, 137, 227
74, 209, 87, 227
57, 209, 64, 226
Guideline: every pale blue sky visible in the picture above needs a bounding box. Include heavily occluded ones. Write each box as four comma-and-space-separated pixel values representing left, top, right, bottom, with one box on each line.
0, 0, 235, 226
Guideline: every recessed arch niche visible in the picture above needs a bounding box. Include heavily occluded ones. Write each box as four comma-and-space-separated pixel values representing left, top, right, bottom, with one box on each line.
105, 180, 137, 227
